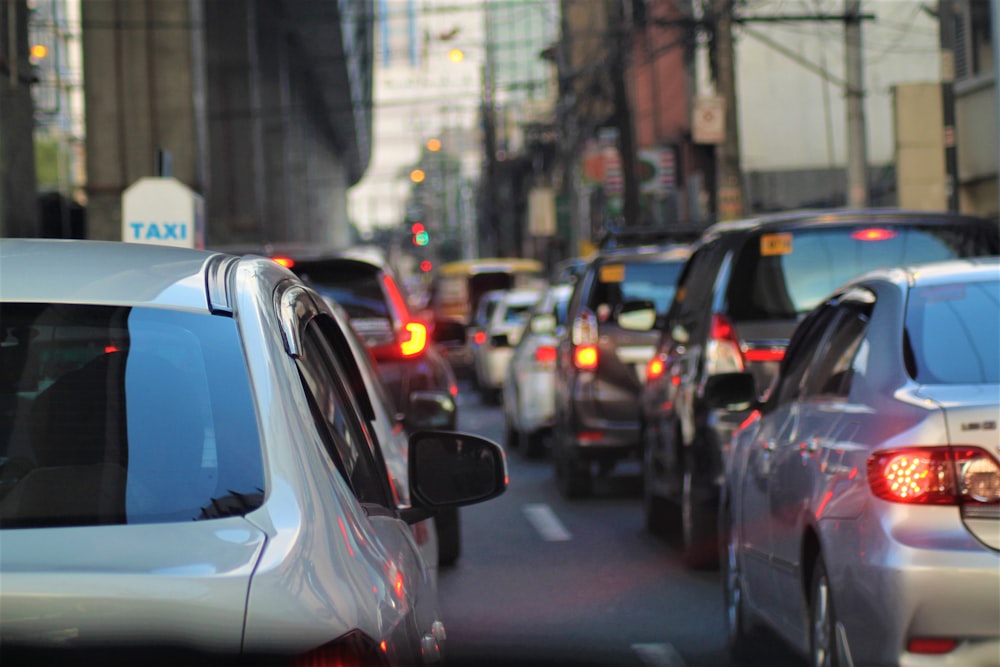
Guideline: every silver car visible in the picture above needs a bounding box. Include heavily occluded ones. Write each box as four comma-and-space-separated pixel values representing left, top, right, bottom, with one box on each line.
717, 257, 1000, 666
0, 239, 506, 664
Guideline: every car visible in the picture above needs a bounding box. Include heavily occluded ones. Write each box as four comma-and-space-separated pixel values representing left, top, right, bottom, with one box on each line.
640, 208, 1000, 568
215, 242, 466, 567
471, 287, 544, 405
0, 239, 506, 665
717, 257, 1000, 666
552, 238, 691, 498
503, 284, 573, 458
465, 289, 504, 388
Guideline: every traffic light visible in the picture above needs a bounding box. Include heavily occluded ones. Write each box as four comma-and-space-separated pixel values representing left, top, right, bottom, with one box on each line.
419, 260, 433, 272
411, 222, 429, 246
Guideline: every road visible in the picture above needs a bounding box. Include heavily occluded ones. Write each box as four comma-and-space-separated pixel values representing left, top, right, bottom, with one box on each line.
436, 382, 805, 667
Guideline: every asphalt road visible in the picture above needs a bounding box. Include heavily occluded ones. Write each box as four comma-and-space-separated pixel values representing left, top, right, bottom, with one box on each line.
436, 381, 806, 667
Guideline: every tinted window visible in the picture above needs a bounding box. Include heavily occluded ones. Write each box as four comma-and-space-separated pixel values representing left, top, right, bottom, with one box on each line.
726, 224, 999, 322
503, 303, 535, 324
0, 304, 263, 528
586, 260, 685, 314
905, 279, 1000, 384
803, 305, 871, 399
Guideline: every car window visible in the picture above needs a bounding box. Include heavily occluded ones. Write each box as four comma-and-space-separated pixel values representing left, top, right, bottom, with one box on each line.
802, 303, 872, 399
296, 317, 391, 508
0, 303, 264, 528
905, 278, 1000, 384
768, 304, 840, 409
725, 224, 998, 322
502, 303, 535, 324
668, 242, 720, 334
585, 259, 685, 315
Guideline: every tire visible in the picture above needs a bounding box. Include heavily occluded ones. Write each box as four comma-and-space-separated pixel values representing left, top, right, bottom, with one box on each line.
642, 431, 675, 537
722, 507, 766, 658
522, 429, 545, 459
809, 555, 840, 667
554, 431, 591, 499
504, 413, 520, 451
681, 462, 719, 569
435, 507, 461, 568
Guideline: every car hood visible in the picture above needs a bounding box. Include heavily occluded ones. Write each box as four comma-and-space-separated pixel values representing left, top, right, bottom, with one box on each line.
0, 518, 266, 653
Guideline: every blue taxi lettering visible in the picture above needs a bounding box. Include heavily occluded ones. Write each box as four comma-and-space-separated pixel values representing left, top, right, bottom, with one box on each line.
128, 222, 188, 241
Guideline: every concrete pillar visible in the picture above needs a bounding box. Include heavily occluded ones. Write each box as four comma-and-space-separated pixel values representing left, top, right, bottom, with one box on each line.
256, 0, 292, 242
0, 0, 39, 238
81, 0, 208, 241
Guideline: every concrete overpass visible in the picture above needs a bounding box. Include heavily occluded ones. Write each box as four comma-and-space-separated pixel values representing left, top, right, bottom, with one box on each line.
79, 0, 372, 246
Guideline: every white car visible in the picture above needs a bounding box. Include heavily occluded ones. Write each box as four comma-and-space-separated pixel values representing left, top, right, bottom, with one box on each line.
472, 288, 543, 404
0, 239, 506, 664
503, 284, 573, 457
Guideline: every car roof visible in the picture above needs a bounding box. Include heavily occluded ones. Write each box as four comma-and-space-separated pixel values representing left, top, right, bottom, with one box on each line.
0, 239, 238, 312
437, 257, 543, 276
592, 242, 691, 263
499, 287, 545, 304
212, 241, 389, 270
699, 207, 995, 241
856, 256, 1000, 289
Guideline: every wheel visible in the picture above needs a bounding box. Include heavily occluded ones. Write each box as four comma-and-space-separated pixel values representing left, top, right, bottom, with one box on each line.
522, 429, 545, 459
554, 430, 591, 498
681, 461, 719, 569
809, 555, 840, 667
504, 413, 520, 451
642, 428, 677, 537
435, 507, 461, 568
722, 507, 766, 658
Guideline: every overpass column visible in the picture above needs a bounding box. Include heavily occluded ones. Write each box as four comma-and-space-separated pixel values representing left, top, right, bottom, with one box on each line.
82, 0, 209, 241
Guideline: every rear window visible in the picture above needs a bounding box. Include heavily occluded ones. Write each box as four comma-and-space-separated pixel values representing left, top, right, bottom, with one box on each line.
586, 259, 685, 314
905, 279, 1000, 384
726, 224, 999, 322
296, 262, 390, 321
0, 304, 264, 529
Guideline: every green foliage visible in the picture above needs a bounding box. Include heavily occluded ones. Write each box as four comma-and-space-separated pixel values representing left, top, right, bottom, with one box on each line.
35, 136, 68, 191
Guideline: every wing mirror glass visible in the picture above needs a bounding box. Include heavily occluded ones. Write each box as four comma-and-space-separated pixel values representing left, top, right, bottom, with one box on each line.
702, 372, 757, 410
408, 432, 507, 508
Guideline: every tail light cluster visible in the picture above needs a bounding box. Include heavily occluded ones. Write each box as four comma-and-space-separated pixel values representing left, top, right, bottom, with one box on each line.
867, 446, 1000, 506
381, 274, 427, 359
534, 345, 557, 366
706, 314, 784, 374
571, 310, 598, 371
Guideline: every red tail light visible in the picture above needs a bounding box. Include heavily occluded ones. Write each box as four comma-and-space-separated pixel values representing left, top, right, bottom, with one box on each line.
907, 638, 958, 654
646, 356, 665, 381
399, 321, 427, 357
534, 345, 557, 364
743, 348, 785, 363
271, 256, 295, 268
474, 330, 487, 345
707, 313, 745, 374
292, 630, 390, 667
574, 344, 598, 370
867, 446, 1000, 505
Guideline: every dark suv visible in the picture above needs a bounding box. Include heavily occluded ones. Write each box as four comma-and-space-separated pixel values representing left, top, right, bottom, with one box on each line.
552, 234, 691, 498
640, 209, 1000, 568
215, 244, 464, 566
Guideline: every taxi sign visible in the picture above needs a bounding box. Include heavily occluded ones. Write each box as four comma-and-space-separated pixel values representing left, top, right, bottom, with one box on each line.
122, 177, 204, 249
760, 233, 793, 256
599, 264, 626, 283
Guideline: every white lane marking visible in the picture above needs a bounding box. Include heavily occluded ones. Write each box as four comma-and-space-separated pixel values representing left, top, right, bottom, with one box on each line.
522, 503, 572, 541
632, 643, 687, 667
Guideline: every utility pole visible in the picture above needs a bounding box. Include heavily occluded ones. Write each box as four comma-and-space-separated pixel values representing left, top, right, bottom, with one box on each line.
610, 0, 641, 226
713, 0, 745, 220
937, 0, 959, 212
0, 0, 39, 237
844, 0, 869, 207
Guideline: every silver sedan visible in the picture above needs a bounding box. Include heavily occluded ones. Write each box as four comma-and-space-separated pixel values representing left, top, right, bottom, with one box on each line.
718, 257, 1000, 666
0, 239, 506, 665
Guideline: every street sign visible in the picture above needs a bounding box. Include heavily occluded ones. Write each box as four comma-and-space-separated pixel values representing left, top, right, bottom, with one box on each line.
122, 177, 204, 248
693, 96, 725, 145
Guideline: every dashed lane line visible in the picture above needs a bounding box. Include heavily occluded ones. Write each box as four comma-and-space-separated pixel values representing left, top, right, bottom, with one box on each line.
522, 503, 572, 541
632, 643, 687, 667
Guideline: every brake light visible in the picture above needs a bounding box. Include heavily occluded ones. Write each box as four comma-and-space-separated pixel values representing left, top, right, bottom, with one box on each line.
851, 227, 897, 242
743, 348, 785, 363
706, 313, 744, 374
272, 256, 295, 268
907, 638, 958, 654
646, 356, 665, 381
399, 321, 427, 357
867, 446, 1000, 505
291, 630, 390, 667
574, 344, 598, 370
474, 330, 487, 345
535, 345, 557, 364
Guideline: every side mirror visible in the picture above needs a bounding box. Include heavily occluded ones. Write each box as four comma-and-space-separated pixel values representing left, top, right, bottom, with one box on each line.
617, 300, 657, 331
530, 313, 557, 335
406, 390, 457, 431
403, 432, 507, 521
702, 372, 756, 410
433, 320, 466, 346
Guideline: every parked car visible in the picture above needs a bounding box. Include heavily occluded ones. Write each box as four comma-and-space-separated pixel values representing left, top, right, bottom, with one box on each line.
0, 239, 506, 664
503, 284, 573, 457
640, 208, 1000, 568
215, 243, 465, 567
718, 257, 1000, 666
472, 287, 544, 405
553, 239, 691, 498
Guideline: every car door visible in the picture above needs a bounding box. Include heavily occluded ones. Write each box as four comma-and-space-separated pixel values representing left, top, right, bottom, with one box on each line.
739, 304, 837, 619
293, 308, 437, 662
767, 296, 872, 631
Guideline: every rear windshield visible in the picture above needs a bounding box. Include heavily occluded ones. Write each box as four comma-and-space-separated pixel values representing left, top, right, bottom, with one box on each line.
905, 279, 1000, 384
586, 259, 685, 314
0, 304, 264, 529
726, 224, 999, 322
294, 262, 390, 321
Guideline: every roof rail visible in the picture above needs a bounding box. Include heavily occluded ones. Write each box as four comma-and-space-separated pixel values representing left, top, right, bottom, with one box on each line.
598, 223, 703, 249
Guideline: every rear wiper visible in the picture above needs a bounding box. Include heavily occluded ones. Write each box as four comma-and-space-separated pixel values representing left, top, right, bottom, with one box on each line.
196, 489, 264, 520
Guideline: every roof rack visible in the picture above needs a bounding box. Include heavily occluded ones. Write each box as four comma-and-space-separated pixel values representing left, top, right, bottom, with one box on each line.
598, 222, 703, 250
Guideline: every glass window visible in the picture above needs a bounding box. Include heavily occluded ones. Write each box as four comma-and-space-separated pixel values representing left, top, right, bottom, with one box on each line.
726, 224, 998, 322
296, 318, 390, 507
769, 305, 839, 409
803, 305, 871, 399
586, 259, 685, 315
905, 279, 1000, 384
0, 303, 263, 529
